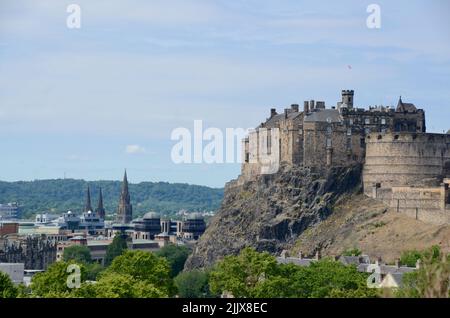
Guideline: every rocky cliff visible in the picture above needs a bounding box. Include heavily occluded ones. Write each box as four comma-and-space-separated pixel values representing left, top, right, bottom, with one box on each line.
184, 165, 362, 269
185, 164, 450, 270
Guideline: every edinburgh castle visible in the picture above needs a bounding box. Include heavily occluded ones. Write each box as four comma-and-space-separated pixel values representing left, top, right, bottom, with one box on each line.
240, 90, 450, 225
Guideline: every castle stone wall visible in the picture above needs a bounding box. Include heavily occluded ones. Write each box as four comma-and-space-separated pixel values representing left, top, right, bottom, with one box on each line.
363, 133, 450, 194
389, 186, 449, 225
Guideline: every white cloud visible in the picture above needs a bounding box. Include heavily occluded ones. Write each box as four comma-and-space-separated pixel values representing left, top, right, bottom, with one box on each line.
125, 144, 146, 154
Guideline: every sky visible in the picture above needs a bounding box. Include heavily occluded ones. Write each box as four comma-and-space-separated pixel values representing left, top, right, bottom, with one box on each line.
1, 0, 450, 187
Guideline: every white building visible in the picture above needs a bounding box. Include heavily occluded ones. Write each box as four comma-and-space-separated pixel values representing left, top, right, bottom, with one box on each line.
0, 263, 24, 285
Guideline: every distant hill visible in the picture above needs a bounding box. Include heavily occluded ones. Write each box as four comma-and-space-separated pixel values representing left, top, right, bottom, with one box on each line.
0, 179, 224, 219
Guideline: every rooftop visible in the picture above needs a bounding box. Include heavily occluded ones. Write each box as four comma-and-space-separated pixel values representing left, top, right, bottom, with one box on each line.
304, 109, 343, 123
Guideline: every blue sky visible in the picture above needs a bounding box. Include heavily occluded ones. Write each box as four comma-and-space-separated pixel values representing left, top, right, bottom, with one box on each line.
1, 0, 450, 187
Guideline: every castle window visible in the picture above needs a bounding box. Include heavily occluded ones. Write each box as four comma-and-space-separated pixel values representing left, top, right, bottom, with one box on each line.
326, 138, 332, 148
347, 128, 352, 136
349, 119, 354, 125
346, 137, 352, 150
365, 118, 370, 125
381, 118, 386, 125
326, 126, 332, 134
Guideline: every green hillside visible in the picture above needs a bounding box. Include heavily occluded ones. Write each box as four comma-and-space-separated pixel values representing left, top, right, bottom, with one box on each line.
0, 179, 224, 219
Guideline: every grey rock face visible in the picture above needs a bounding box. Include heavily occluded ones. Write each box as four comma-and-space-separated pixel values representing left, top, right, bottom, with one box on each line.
184, 164, 362, 270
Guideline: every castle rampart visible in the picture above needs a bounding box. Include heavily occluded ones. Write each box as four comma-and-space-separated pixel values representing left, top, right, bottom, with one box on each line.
363, 133, 450, 191
363, 133, 450, 225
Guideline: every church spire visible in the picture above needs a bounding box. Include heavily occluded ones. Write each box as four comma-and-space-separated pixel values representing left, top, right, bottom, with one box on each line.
121, 169, 130, 203
117, 169, 132, 224
85, 185, 93, 212
96, 187, 106, 219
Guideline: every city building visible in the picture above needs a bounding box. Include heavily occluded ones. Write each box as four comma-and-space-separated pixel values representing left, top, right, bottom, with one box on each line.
0, 222, 19, 237
0, 263, 24, 285
131, 212, 206, 241
0, 203, 21, 220
0, 235, 56, 270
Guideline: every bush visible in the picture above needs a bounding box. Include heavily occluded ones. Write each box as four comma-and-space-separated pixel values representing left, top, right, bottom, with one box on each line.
174, 270, 213, 298
0, 271, 18, 298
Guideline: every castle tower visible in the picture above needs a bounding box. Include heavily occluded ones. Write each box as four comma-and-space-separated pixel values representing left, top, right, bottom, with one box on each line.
84, 185, 93, 212
96, 188, 106, 219
116, 170, 133, 224
341, 90, 354, 108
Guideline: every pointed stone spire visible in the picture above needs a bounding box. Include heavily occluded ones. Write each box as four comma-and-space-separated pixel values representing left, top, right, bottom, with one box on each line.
96, 187, 106, 219
85, 185, 93, 212
116, 169, 132, 224
397, 96, 404, 112
122, 169, 130, 201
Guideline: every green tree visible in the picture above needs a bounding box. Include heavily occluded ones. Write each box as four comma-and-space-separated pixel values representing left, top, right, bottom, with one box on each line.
174, 270, 213, 298
0, 271, 18, 298
400, 250, 423, 267
209, 248, 377, 298
156, 244, 191, 277
342, 248, 362, 257
75, 272, 166, 298
397, 246, 449, 298
63, 245, 92, 264
84, 262, 104, 281
102, 250, 174, 296
209, 247, 280, 298
287, 259, 377, 298
104, 234, 128, 266
30, 261, 87, 298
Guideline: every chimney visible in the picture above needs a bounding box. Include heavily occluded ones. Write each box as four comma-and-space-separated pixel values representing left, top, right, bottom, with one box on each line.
375, 256, 382, 266
309, 100, 315, 111
270, 108, 277, 118
284, 109, 289, 119
291, 104, 299, 112
298, 251, 303, 260
416, 259, 421, 269
304, 101, 309, 113
316, 101, 325, 109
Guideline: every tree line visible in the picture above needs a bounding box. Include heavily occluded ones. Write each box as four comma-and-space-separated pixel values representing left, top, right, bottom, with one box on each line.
0, 179, 223, 218
1, 244, 448, 298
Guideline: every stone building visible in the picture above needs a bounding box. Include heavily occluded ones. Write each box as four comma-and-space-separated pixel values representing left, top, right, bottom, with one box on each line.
132, 212, 206, 241
0, 236, 56, 270
363, 133, 450, 224
241, 90, 426, 180
240, 89, 449, 225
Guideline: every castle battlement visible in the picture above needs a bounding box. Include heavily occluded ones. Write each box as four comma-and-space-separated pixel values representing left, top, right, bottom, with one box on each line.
239, 89, 449, 225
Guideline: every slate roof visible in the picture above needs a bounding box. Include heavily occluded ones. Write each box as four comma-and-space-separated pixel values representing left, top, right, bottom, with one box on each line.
276, 256, 315, 267
385, 272, 404, 287
396, 97, 417, 113
304, 109, 343, 123
338, 255, 371, 266
260, 111, 302, 128
380, 265, 416, 275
